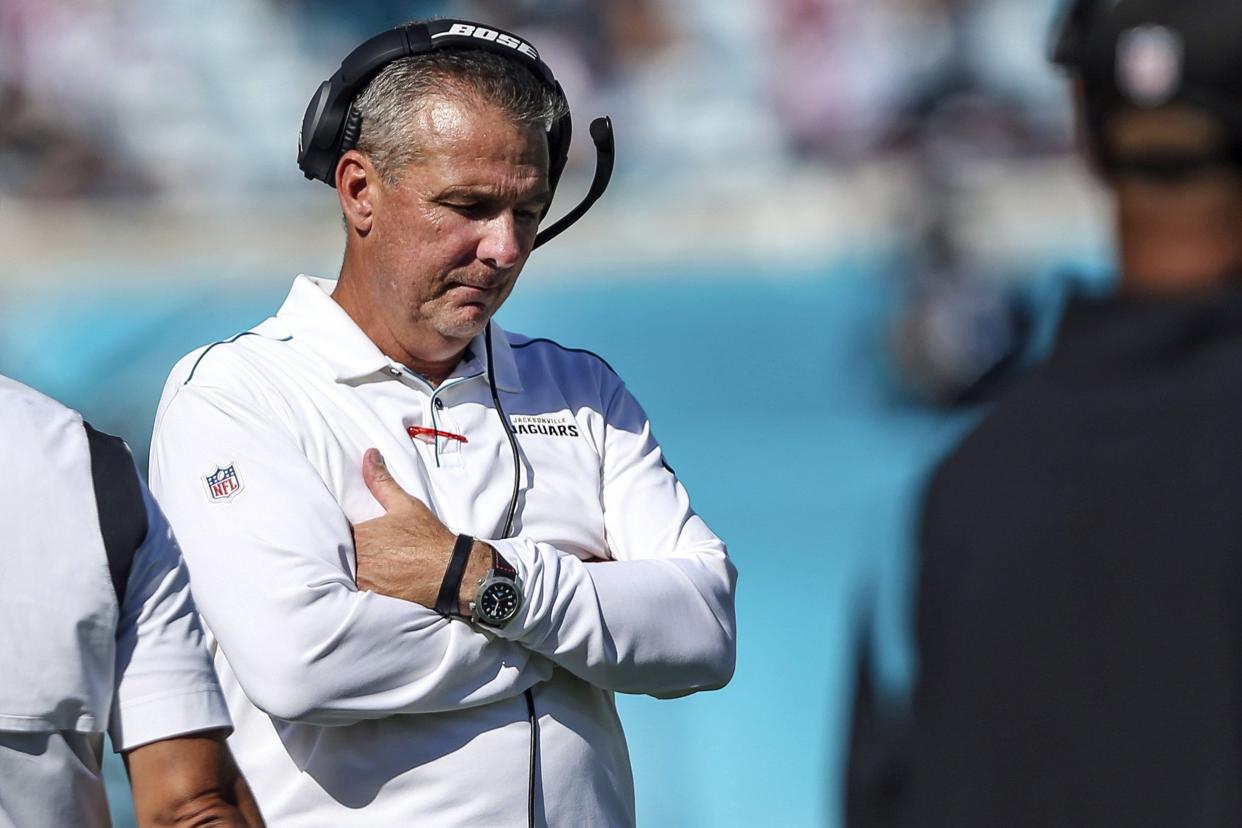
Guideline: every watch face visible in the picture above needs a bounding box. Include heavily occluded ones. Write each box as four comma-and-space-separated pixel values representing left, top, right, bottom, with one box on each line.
479, 581, 520, 624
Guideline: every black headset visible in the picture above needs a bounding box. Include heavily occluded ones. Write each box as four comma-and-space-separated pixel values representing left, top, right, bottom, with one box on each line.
297, 18, 615, 249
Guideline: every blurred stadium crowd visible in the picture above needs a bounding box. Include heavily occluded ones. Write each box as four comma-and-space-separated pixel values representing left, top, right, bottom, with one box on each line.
0, 0, 1108, 404
0, 0, 1073, 188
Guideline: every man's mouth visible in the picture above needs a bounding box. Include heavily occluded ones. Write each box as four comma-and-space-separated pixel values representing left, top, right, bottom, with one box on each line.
448, 283, 498, 304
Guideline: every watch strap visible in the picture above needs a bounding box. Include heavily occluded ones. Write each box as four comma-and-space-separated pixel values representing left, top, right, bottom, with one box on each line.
435, 533, 475, 617
491, 547, 517, 580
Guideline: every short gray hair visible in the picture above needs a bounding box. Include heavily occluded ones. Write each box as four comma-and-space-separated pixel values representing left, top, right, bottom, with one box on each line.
352, 47, 568, 183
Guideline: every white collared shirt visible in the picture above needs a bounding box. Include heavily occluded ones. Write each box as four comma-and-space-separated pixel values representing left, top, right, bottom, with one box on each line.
149, 276, 737, 827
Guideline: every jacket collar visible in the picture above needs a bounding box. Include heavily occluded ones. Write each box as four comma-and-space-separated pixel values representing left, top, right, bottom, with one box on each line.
277, 275, 523, 392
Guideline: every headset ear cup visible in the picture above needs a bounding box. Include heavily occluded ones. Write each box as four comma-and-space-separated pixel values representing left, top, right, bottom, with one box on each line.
298, 79, 335, 182
544, 110, 573, 217
341, 105, 364, 153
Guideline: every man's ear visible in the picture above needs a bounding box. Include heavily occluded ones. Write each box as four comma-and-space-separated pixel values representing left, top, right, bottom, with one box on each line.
337, 150, 376, 236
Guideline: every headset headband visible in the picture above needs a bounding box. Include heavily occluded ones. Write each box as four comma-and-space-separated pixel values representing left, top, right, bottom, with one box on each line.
298, 19, 569, 190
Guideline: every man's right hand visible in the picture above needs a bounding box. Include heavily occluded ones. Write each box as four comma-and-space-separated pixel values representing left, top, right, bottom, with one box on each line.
352, 449, 492, 615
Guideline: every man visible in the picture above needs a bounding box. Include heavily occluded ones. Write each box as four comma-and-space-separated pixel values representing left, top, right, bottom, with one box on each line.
0, 375, 262, 827
847, 1, 1242, 826
149, 19, 737, 827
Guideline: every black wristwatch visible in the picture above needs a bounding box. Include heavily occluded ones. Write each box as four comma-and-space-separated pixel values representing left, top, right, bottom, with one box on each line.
470, 547, 523, 628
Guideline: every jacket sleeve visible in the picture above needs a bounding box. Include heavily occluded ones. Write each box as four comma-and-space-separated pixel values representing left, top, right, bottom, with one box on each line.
486, 376, 737, 698
150, 381, 553, 727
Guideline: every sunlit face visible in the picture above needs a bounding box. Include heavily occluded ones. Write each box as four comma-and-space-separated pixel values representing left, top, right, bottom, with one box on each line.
360, 94, 550, 353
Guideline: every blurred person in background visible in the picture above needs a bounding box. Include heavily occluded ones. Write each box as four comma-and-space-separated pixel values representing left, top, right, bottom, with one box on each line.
0, 0, 153, 198
886, 65, 1043, 406
147, 18, 736, 827
848, 1, 1242, 825
878, 0, 1066, 405
0, 377, 261, 827
767, 0, 1072, 407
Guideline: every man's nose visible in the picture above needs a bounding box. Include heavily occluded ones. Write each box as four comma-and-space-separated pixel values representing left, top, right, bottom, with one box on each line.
477, 212, 524, 270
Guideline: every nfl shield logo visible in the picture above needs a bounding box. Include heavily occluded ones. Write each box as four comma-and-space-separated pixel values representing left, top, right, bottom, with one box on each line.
204, 464, 243, 502
1117, 25, 1183, 107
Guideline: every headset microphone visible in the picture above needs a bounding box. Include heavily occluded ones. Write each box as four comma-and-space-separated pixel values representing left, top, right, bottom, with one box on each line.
534, 116, 615, 249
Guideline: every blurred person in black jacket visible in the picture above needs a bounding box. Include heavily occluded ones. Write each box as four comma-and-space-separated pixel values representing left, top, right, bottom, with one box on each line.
848, 1, 1242, 826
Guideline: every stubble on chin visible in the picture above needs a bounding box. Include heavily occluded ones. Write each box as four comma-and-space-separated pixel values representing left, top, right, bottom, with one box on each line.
427, 301, 491, 342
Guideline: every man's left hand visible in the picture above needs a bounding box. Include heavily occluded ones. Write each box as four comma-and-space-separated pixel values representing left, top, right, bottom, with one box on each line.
353, 449, 491, 615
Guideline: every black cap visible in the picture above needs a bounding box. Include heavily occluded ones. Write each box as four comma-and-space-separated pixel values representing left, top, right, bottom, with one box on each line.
1052, 0, 1242, 172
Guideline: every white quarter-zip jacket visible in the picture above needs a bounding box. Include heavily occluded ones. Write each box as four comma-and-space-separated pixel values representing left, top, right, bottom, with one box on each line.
149, 276, 737, 827
0, 376, 231, 828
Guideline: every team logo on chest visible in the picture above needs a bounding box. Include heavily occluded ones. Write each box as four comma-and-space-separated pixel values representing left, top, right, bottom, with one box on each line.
509, 414, 581, 438
204, 463, 244, 502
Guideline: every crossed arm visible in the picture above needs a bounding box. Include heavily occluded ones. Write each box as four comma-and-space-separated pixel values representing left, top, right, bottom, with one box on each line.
353, 440, 738, 698
151, 380, 736, 725
152, 384, 553, 724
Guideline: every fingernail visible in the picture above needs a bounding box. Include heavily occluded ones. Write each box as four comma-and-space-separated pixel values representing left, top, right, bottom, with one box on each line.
372, 450, 386, 469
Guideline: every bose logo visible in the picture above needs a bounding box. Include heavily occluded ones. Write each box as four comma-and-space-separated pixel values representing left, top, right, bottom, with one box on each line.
445, 23, 540, 60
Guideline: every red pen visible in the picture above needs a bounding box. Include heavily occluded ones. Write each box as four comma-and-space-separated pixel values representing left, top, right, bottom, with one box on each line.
408, 425, 469, 444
